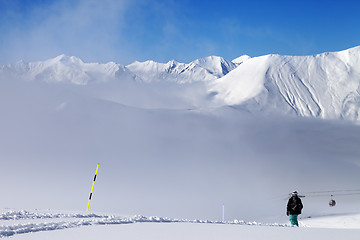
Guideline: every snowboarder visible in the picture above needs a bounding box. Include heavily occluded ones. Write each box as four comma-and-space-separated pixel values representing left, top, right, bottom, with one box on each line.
286, 191, 303, 226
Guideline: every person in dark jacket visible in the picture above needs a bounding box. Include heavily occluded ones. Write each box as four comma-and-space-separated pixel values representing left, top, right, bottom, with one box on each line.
287, 191, 303, 226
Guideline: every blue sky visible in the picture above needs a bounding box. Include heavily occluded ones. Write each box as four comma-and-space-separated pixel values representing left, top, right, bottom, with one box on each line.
0, 0, 359, 64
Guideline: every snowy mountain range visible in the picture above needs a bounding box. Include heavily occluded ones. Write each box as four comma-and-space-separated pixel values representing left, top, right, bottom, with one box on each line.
0, 54, 127, 84
1, 46, 359, 122
126, 55, 241, 83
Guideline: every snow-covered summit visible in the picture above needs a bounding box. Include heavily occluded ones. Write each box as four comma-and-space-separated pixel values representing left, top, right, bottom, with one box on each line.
190, 56, 238, 76
232, 55, 251, 64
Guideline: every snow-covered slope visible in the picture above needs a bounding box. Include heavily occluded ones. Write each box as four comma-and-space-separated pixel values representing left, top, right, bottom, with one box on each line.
126, 56, 239, 83
210, 46, 360, 121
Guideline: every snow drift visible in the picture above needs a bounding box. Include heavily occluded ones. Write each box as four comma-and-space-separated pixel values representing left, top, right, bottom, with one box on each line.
0, 210, 287, 238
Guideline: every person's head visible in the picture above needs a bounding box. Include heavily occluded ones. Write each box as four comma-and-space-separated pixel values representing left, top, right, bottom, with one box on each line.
291, 191, 298, 196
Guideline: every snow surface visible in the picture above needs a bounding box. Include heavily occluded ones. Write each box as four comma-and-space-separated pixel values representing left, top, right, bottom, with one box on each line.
14, 223, 360, 240
1, 46, 360, 239
1, 210, 360, 239
0, 210, 285, 238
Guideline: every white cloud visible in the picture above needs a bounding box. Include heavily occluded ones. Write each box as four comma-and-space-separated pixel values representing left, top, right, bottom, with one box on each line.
1, 0, 135, 63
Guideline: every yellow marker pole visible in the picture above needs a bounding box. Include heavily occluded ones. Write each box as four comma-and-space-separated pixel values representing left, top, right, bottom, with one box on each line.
223, 203, 225, 222
87, 163, 99, 211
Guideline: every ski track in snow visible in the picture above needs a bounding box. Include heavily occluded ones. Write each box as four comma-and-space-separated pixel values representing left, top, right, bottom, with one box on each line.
0, 210, 288, 238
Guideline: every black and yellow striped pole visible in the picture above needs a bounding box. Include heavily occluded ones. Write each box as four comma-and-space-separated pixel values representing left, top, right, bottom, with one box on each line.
223, 203, 225, 222
87, 163, 99, 211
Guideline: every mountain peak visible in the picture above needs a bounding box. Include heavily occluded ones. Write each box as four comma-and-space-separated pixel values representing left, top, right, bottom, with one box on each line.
50, 54, 84, 64
192, 55, 224, 64
190, 56, 238, 76
232, 55, 251, 64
